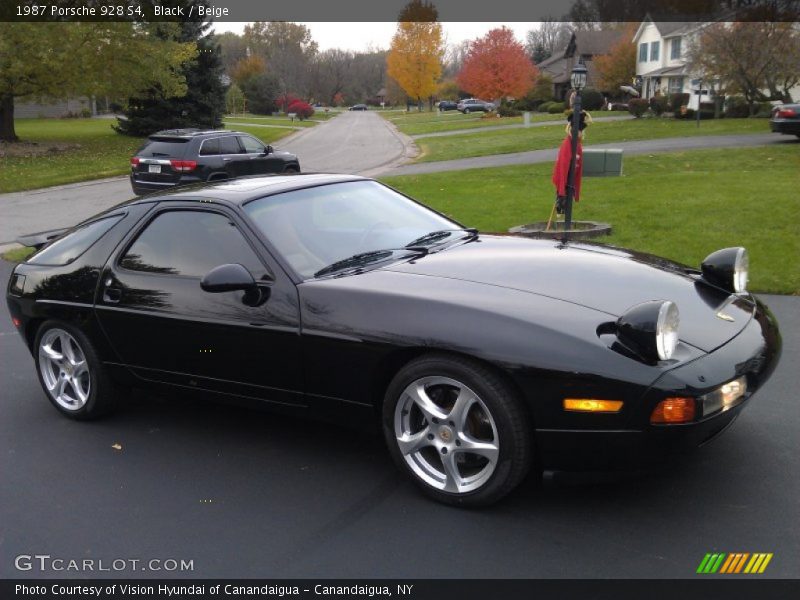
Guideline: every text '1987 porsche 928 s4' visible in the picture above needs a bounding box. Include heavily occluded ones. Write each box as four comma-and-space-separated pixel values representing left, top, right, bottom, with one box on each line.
6, 174, 781, 506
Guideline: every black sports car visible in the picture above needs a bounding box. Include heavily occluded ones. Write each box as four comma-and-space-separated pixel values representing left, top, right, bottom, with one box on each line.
6, 174, 781, 506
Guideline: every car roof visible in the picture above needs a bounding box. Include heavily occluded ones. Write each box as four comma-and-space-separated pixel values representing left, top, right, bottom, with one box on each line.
124, 173, 369, 207
148, 129, 246, 140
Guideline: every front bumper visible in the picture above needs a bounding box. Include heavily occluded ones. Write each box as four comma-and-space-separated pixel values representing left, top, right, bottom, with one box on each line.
537, 298, 782, 471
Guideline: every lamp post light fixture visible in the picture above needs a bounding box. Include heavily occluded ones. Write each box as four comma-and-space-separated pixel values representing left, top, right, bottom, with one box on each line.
563, 59, 588, 240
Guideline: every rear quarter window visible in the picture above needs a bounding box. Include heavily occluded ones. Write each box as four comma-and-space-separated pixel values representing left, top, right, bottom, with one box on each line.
27, 215, 124, 266
136, 139, 190, 158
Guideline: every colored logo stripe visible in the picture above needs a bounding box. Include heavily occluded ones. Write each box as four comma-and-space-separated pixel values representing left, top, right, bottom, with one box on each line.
698, 553, 773, 574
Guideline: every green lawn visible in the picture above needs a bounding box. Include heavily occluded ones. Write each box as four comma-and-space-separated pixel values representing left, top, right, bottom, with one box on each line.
381, 145, 800, 294
385, 110, 568, 136
415, 117, 771, 162
0, 118, 297, 193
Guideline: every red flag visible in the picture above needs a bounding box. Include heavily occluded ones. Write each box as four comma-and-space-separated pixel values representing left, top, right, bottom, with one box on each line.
552, 137, 583, 202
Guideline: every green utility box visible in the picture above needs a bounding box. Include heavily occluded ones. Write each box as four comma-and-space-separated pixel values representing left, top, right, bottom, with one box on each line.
583, 149, 623, 176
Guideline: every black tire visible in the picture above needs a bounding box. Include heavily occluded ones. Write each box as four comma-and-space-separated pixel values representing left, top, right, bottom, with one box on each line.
382, 353, 532, 507
464, 108, 471, 114
33, 320, 124, 420
283, 165, 300, 174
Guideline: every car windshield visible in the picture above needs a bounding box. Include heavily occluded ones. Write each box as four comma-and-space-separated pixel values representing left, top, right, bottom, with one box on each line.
243, 180, 458, 279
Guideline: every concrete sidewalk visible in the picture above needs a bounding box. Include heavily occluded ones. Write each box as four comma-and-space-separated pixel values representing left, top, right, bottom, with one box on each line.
411, 114, 633, 139
380, 133, 787, 177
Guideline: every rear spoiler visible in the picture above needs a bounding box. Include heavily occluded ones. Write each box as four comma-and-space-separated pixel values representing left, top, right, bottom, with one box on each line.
16, 228, 70, 250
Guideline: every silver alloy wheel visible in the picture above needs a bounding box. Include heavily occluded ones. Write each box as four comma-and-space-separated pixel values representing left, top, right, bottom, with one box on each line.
394, 376, 499, 494
38, 328, 91, 411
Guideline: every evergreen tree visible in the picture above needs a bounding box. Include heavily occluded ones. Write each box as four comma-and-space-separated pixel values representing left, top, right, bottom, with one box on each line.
115, 2, 226, 136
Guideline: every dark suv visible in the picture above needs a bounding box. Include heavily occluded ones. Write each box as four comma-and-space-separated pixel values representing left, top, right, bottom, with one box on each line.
130, 129, 301, 195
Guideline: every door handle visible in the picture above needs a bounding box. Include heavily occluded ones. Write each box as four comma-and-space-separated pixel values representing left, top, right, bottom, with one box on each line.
102, 278, 122, 304
103, 287, 122, 304
222, 157, 232, 162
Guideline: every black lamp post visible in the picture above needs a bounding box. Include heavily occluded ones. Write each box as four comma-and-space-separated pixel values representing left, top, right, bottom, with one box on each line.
563, 59, 587, 240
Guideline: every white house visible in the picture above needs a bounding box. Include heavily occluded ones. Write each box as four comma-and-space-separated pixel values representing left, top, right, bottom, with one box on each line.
633, 19, 710, 109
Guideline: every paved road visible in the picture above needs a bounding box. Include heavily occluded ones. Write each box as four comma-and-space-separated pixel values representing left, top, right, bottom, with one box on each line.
0, 112, 412, 245
383, 133, 791, 177
0, 256, 797, 578
411, 114, 633, 139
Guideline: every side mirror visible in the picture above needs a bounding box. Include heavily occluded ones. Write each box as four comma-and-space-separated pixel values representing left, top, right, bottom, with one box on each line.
265, 145, 273, 154
200, 263, 256, 293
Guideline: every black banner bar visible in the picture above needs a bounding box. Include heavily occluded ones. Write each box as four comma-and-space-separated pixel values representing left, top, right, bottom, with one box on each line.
3, 579, 800, 600
1, 0, 799, 22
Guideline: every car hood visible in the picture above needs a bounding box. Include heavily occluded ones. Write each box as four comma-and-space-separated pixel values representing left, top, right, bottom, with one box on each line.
384, 235, 754, 352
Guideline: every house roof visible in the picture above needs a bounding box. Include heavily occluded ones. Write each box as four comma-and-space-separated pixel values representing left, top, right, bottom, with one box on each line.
633, 16, 708, 42
572, 29, 626, 56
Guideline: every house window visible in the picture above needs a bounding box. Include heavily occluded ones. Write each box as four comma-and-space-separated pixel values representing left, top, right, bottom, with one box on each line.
669, 77, 684, 94
671, 37, 682, 60
639, 43, 648, 62
650, 41, 660, 61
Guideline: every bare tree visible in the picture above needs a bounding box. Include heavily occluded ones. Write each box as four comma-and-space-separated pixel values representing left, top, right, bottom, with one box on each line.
689, 21, 800, 111
525, 19, 572, 63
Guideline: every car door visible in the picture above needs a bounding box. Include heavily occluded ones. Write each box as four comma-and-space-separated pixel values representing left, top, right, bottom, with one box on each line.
218, 135, 250, 179
94, 203, 304, 406
237, 135, 285, 175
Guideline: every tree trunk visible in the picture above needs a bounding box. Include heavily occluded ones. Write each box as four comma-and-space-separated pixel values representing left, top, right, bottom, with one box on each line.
0, 94, 18, 142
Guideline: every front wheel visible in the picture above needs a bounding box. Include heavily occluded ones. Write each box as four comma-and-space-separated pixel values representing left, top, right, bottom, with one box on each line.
34, 321, 123, 420
383, 354, 532, 506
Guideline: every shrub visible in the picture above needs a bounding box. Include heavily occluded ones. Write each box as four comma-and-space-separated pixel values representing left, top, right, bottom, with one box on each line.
537, 101, 553, 112
548, 101, 566, 113
628, 98, 649, 117
754, 101, 774, 118
497, 103, 521, 117
241, 73, 280, 115
724, 95, 750, 118
276, 94, 299, 112
649, 95, 668, 116
668, 93, 690, 112
580, 88, 605, 110
287, 100, 314, 120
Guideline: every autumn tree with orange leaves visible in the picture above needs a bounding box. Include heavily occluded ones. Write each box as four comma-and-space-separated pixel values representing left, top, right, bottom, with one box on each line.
386, 0, 444, 110
457, 27, 537, 103
594, 23, 637, 93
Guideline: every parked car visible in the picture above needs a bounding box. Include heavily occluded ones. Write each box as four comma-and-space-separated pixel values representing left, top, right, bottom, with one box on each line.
770, 103, 800, 138
8, 174, 780, 507
129, 129, 300, 195
438, 100, 458, 111
457, 98, 495, 113
349, 104, 368, 111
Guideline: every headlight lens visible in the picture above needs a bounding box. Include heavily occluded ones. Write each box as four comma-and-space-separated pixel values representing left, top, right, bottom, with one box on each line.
699, 376, 747, 417
733, 247, 749, 292
616, 300, 680, 363
656, 301, 680, 360
701, 247, 748, 293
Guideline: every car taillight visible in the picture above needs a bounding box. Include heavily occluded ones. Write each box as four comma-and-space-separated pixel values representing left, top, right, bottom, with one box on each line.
650, 397, 696, 424
170, 160, 197, 172
776, 108, 796, 118
130, 157, 140, 166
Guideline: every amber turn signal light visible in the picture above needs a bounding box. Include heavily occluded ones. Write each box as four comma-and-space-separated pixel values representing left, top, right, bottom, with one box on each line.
650, 397, 695, 423
563, 399, 624, 413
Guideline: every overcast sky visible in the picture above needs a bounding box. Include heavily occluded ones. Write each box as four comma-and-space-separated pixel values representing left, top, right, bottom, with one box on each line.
212, 22, 542, 51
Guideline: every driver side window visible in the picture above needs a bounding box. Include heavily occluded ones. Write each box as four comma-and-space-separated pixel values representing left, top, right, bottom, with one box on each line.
239, 136, 266, 154
119, 210, 266, 279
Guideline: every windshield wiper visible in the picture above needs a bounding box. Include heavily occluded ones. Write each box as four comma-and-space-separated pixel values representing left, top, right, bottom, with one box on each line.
405, 228, 478, 248
314, 247, 428, 278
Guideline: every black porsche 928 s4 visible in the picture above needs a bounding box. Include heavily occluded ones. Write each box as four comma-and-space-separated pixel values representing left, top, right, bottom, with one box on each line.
6, 174, 781, 506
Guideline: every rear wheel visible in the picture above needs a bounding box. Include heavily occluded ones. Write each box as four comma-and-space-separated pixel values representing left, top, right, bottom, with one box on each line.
283, 165, 300, 174
34, 321, 123, 420
383, 354, 532, 506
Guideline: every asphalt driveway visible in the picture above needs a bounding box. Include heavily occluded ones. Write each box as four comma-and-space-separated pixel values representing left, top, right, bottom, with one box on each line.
0, 111, 413, 245
0, 257, 797, 579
